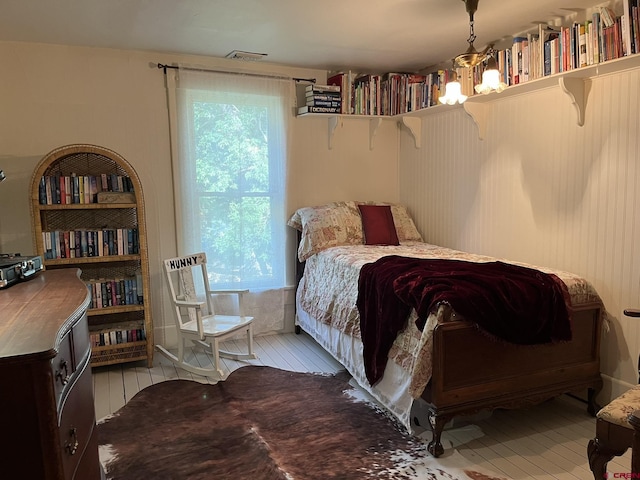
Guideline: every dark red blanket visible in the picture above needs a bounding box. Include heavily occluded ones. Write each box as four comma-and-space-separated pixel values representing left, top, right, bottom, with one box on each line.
356, 255, 573, 386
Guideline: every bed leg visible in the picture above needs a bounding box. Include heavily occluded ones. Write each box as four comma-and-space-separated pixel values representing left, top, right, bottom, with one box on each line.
427, 410, 447, 457
295, 325, 301, 334
587, 387, 601, 417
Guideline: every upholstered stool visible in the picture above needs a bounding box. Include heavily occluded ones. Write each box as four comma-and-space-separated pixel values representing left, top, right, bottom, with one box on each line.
588, 384, 640, 478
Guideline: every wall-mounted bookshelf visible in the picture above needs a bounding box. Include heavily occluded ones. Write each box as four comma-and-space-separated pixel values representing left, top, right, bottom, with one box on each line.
460, 53, 640, 138
297, 1, 640, 145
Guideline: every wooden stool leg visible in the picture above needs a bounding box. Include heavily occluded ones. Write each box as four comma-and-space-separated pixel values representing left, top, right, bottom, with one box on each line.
629, 410, 640, 475
587, 438, 617, 480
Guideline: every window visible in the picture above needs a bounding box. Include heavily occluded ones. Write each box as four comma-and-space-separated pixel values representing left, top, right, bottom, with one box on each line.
174, 69, 291, 289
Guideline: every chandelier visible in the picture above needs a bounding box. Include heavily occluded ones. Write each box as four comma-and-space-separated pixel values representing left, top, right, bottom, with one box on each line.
454, 0, 491, 68
439, 0, 506, 104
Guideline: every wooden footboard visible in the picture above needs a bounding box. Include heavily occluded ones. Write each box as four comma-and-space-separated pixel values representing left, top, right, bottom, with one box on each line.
421, 302, 603, 456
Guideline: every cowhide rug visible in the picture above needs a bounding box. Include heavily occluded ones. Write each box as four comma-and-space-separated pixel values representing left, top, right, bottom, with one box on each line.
97, 366, 508, 480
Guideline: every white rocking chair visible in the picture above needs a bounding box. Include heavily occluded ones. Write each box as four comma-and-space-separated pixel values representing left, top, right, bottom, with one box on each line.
156, 252, 257, 380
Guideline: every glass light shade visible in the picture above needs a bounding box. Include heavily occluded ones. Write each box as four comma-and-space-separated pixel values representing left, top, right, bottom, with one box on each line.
439, 79, 467, 105
474, 62, 507, 95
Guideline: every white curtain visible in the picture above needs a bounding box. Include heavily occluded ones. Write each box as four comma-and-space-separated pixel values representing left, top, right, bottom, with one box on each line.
167, 68, 293, 334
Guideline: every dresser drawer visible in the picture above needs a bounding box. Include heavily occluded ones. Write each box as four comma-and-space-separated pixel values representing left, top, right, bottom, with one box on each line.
52, 330, 74, 410
71, 313, 90, 369
58, 359, 97, 480
53, 313, 91, 412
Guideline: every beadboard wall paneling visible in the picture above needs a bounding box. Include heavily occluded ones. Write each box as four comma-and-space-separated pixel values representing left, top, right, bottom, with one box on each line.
399, 69, 640, 397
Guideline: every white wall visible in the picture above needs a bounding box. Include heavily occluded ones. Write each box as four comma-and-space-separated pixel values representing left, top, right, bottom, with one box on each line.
0, 41, 400, 348
400, 68, 640, 401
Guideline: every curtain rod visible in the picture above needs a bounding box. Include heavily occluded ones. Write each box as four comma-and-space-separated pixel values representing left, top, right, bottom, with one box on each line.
157, 63, 316, 84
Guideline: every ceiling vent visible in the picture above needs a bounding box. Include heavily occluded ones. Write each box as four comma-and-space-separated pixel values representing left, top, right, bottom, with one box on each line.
225, 50, 268, 61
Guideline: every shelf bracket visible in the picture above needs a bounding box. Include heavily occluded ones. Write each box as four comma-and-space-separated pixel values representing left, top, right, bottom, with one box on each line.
369, 117, 383, 150
399, 117, 422, 148
463, 102, 488, 140
328, 115, 341, 149
559, 76, 589, 127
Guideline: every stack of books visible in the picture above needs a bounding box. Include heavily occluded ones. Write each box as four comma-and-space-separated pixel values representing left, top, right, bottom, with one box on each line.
298, 84, 341, 114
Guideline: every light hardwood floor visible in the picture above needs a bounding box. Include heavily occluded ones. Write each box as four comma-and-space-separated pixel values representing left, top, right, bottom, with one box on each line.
92, 332, 630, 480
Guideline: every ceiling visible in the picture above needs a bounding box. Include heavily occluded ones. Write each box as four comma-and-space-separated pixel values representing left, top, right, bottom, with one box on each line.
1, 0, 605, 73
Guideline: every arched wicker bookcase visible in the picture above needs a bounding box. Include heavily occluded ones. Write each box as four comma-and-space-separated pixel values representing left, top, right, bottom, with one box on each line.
30, 144, 153, 368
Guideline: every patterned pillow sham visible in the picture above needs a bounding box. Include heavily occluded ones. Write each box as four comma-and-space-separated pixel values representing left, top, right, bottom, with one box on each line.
287, 200, 423, 261
287, 201, 363, 261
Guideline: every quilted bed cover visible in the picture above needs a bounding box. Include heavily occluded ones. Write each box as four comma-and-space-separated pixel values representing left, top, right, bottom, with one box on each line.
295, 241, 602, 431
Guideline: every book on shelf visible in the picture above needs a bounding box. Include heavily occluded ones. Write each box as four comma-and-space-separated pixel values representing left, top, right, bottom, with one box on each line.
621, 0, 639, 56
304, 83, 340, 94
327, 71, 356, 114
59, 176, 66, 205
304, 91, 341, 99
306, 98, 342, 108
579, 22, 588, 67
540, 24, 561, 76
512, 36, 527, 84
527, 31, 541, 80
69, 232, 76, 258
305, 91, 342, 107
297, 105, 341, 114
78, 176, 85, 203
89, 175, 98, 203
71, 175, 80, 203
55, 177, 61, 204
599, 5, 617, 28
83, 176, 91, 203
406, 74, 427, 113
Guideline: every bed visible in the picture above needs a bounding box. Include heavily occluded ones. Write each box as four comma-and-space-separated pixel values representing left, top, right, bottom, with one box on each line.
289, 201, 604, 457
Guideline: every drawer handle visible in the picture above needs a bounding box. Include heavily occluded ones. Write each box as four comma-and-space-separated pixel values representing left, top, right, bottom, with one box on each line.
65, 427, 79, 456
55, 359, 70, 386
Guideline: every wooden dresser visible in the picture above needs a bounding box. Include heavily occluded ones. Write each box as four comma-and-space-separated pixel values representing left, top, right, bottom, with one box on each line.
0, 269, 102, 479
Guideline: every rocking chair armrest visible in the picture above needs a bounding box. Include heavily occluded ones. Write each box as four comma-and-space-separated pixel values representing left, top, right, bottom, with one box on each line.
173, 299, 205, 308
205, 289, 250, 317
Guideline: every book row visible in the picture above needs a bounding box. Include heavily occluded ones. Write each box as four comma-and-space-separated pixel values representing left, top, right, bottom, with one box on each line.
86, 275, 144, 309
324, 71, 448, 116
311, 4, 639, 116
38, 173, 134, 205
90, 328, 147, 347
490, 6, 640, 87
42, 228, 140, 260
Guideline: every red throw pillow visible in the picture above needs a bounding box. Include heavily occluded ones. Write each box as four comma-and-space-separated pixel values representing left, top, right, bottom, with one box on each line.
358, 204, 399, 246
